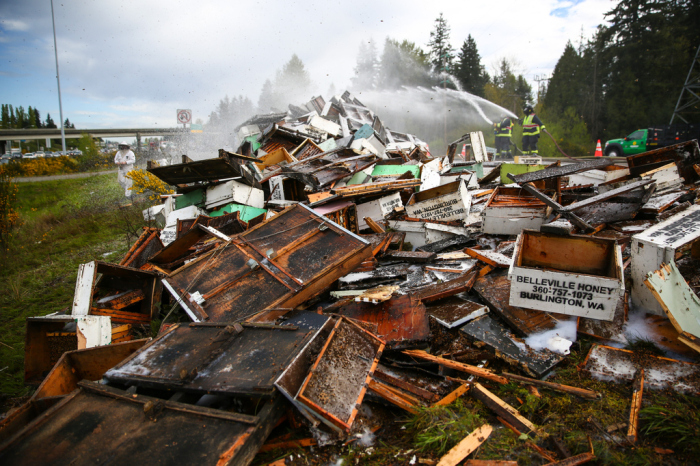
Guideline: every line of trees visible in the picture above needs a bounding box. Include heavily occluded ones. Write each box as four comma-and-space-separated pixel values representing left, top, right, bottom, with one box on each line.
1, 104, 74, 130
205, 0, 699, 157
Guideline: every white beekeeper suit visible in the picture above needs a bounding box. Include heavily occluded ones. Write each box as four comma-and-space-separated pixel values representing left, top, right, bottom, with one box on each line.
114, 142, 136, 197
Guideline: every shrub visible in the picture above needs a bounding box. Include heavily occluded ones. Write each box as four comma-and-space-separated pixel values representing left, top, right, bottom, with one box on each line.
0, 167, 20, 252
126, 168, 174, 201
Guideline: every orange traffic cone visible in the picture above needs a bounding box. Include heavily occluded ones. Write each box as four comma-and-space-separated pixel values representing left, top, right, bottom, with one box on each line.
594, 140, 603, 157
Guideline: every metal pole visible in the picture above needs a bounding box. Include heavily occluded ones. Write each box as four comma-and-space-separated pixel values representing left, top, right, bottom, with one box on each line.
50, 0, 66, 153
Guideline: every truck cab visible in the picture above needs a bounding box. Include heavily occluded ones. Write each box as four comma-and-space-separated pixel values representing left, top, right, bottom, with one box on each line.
604, 129, 647, 157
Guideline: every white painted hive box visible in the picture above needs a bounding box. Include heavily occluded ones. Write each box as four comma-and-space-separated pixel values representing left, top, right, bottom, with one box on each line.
508, 230, 624, 321
630, 204, 700, 315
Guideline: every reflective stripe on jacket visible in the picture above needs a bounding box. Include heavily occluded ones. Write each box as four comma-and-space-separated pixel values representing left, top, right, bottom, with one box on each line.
496, 118, 512, 137
522, 114, 541, 135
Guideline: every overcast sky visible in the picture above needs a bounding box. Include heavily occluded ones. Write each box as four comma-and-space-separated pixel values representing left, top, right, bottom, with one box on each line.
0, 0, 614, 131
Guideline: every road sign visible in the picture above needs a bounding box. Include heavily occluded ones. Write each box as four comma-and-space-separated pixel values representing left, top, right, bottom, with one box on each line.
177, 109, 192, 125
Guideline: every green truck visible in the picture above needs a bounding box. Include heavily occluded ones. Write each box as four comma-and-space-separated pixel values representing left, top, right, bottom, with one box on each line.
604, 124, 700, 157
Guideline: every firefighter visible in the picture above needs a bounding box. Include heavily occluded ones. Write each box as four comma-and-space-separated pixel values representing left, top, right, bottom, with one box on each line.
521, 105, 545, 155
494, 115, 513, 160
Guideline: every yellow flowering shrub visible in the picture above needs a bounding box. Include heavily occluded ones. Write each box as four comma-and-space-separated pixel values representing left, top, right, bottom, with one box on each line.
0, 167, 20, 251
3, 157, 80, 177
126, 169, 174, 201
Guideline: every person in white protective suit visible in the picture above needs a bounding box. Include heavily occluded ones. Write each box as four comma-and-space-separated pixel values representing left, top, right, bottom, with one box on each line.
114, 142, 136, 197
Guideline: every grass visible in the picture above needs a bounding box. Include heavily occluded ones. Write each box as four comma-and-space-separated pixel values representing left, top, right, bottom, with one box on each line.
0, 173, 153, 402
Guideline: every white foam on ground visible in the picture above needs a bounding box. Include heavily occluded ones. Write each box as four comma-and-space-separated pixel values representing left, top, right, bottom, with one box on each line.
525, 320, 577, 355
356, 427, 376, 447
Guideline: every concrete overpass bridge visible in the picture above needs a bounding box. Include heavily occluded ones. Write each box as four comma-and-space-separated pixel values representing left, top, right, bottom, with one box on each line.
0, 127, 182, 153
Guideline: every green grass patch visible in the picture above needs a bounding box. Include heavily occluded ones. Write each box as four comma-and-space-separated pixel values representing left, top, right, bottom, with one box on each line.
0, 173, 155, 401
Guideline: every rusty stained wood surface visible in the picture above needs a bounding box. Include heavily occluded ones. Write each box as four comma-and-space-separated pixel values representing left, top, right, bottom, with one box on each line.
104, 324, 313, 397
166, 205, 371, 322
427, 296, 489, 328
473, 272, 557, 337
281, 149, 377, 189
297, 318, 384, 432
412, 268, 478, 303
148, 150, 261, 189
90, 261, 161, 320
0, 382, 285, 466
627, 139, 700, 183
336, 294, 430, 349
384, 250, 436, 263
119, 227, 163, 269
507, 159, 615, 184
460, 314, 566, 378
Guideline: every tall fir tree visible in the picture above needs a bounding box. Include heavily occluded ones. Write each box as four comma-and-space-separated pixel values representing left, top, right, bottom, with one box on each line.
351, 38, 379, 91
427, 13, 455, 75
455, 35, 489, 96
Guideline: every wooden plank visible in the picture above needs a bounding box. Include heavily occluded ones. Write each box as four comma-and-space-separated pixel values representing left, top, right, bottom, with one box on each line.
374, 370, 440, 402
501, 372, 599, 400
364, 216, 386, 234
259, 437, 317, 452
471, 383, 540, 434
385, 250, 437, 263
542, 453, 596, 466
473, 272, 557, 337
89, 308, 150, 324
465, 248, 512, 268
436, 424, 493, 466
367, 378, 419, 414
627, 369, 644, 444
433, 384, 469, 406
413, 267, 478, 303
403, 350, 508, 385
464, 461, 517, 466
93, 289, 145, 310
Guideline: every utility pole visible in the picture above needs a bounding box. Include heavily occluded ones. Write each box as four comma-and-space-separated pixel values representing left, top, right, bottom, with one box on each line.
50, 0, 66, 154
671, 42, 700, 124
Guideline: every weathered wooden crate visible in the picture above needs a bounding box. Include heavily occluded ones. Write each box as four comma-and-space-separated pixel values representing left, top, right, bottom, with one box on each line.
24, 315, 112, 385
405, 179, 471, 225
105, 323, 314, 398
356, 192, 402, 230
481, 187, 549, 235
0, 381, 284, 466
205, 179, 264, 210
630, 205, 700, 315
508, 230, 624, 321
163, 204, 372, 322
296, 317, 384, 433
568, 165, 630, 186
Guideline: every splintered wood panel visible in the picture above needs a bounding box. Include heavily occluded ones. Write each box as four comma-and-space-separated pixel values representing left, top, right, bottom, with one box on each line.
336, 294, 430, 349
242, 204, 371, 285
473, 272, 556, 337
627, 140, 700, 183
203, 268, 290, 322
460, 315, 565, 378
578, 296, 627, 342
519, 231, 615, 277
105, 325, 312, 397
297, 318, 383, 432
120, 228, 162, 269
0, 386, 264, 466
33, 339, 149, 400
583, 344, 700, 393
427, 296, 489, 328
167, 245, 251, 295
413, 269, 478, 303
148, 157, 249, 184
166, 205, 370, 322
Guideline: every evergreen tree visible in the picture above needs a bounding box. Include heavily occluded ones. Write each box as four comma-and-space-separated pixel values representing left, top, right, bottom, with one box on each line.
64, 118, 74, 128
427, 13, 455, 74
273, 54, 312, 107
257, 79, 277, 113
351, 38, 379, 91
8, 105, 15, 127
27, 107, 36, 128
34, 108, 42, 128
1, 105, 9, 129
15, 106, 26, 129
378, 38, 433, 89
455, 35, 489, 96
45, 113, 57, 129
484, 59, 532, 115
